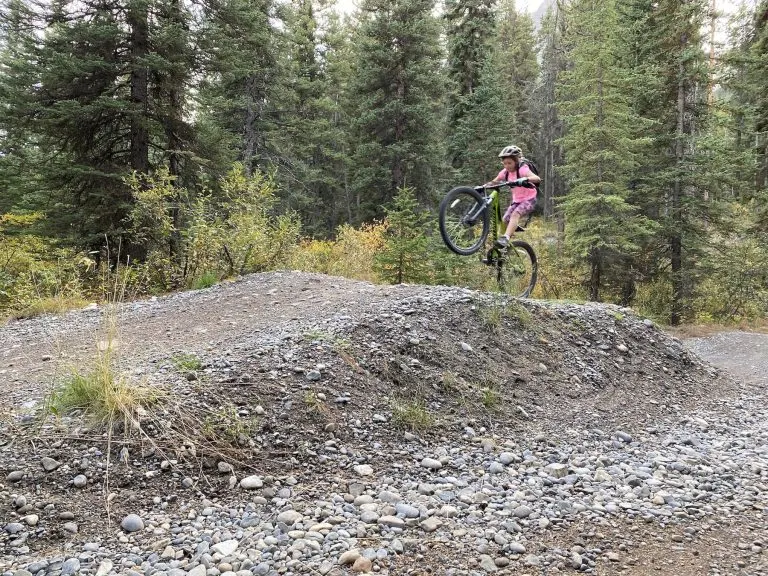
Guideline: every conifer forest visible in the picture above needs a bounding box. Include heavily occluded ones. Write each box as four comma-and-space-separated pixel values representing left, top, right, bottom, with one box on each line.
1, 0, 767, 325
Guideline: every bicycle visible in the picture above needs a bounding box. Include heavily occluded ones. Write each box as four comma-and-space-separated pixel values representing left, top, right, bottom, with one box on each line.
438, 182, 538, 298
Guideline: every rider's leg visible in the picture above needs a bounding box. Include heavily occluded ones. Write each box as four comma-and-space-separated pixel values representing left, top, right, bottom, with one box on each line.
504, 211, 522, 239
497, 199, 535, 247
496, 203, 518, 248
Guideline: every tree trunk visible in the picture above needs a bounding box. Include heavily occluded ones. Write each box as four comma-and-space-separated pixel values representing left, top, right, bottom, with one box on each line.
127, 0, 150, 262
128, 0, 149, 175
670, 59, 686, 326
590, 250, 601, 302
620, 276, 636, 306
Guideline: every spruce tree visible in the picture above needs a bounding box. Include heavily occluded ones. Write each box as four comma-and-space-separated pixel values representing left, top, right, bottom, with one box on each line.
276, 0, 351, 237
444, 0, 496, 171
0, 0, 44, 215
348, 0, 445, 222
533, 4, 567, 220
557, 0, 655, 302
374, 187, 431, 284
451, 54, 511, 185
0, 0, 196, 258
647, 0, 711, 324
197, 0, 278, 177
320, 11, 356, 229
612, 0, 716, 321
495, 0, 539, 157
727, 1, 768, 194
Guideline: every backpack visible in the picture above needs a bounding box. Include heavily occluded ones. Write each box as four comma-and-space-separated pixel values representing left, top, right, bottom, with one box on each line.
503, 158, 541, 193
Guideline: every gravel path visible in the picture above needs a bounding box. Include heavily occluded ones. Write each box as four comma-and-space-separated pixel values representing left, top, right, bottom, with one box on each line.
687, 331, 768, 386
1, 273, 766, 575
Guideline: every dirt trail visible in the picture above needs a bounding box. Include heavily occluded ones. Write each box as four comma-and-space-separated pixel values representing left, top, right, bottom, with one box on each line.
0, 272, 425, 408
686, 331, 768, 386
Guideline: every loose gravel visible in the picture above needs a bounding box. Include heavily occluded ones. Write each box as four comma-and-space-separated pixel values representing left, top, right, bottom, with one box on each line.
1, 272, 766, 575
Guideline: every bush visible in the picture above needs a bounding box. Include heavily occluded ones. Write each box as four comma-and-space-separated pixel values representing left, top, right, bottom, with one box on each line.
127, 164, 301, 286
290, 221, 387, 282
193, 271, 218, 290
0, 213, 92, 318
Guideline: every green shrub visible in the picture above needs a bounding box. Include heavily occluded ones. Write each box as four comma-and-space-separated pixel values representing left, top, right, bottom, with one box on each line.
193, 271, 218, 289
127, 163, 301, 287
0, 213, 92, 317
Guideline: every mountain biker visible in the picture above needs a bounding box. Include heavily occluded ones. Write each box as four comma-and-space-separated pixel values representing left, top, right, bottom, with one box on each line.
485, 145, 540, 249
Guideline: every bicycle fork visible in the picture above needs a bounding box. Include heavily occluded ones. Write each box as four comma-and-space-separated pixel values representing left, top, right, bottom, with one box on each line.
461, 197, 493, 227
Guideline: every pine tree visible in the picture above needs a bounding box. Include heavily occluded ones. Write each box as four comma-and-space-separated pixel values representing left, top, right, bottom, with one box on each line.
495, 0, 539, 156
348, 0, 445, 222
451, 54, 511, 185
374, 187, 431, 284
0, 0, 196, 258
446, 0, 539, 184
275, 0, 352, 237
533, 3, 567, 220
444, 0, 496, 171
153, 0, 195, 264
197, 0, 278, 177
321, 11, 356, 228
611, 0, 717, 321
557, 0, 656, 302
0, 0, 44, 215
727, 1, 768, 194
646, 0, 711, 324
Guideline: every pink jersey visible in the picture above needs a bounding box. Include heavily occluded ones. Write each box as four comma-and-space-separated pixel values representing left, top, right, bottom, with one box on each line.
497, 164, 537, 203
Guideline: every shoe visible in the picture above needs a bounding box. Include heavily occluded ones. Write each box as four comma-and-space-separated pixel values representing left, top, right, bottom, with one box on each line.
495, 235, 509, 249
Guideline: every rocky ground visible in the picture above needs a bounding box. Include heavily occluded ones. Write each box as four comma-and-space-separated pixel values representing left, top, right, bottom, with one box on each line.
1, 271, 766, 575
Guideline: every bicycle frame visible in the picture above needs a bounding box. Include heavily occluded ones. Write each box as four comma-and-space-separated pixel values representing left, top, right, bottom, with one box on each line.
465, 185, 505, 235
473, 182, 532, 239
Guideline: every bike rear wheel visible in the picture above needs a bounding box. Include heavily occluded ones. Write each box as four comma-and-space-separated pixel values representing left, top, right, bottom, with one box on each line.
438, 186, 490, 256
497, 240, 537, 298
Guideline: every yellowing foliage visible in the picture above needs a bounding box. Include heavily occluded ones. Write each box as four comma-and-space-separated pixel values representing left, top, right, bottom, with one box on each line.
0, 213, 91, 317
291, 222, 388, 282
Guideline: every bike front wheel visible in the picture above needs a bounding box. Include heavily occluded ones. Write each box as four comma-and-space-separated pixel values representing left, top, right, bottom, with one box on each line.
438, 186, 490, 256
497, 240, 538, 298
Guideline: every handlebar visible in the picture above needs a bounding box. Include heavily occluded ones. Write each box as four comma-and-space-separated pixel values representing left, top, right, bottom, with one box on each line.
477, 181, 535, 191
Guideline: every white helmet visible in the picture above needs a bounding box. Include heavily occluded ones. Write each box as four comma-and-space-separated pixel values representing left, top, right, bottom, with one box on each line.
498, 145, 522, 158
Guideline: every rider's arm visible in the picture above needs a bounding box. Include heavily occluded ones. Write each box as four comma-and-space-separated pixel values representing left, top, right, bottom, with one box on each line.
483, 169, 507, 187
519, 165, 541, 184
